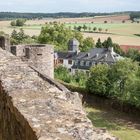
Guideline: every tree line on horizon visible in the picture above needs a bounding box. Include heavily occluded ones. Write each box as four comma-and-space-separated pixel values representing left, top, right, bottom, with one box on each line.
0, 11, 140, 20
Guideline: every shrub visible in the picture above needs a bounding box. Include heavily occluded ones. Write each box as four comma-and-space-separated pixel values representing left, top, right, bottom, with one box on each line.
10, 19, 26, 27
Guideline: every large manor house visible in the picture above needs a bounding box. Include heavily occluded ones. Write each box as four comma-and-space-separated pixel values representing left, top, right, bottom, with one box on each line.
55, 38, 123, 74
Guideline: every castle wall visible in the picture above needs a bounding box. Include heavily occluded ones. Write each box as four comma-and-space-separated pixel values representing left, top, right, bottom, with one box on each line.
10, 44, 54, 79
26, 45, 54, 79
0, 48, 115, 140
0, 36, 10, 51
0, 82, 38, 140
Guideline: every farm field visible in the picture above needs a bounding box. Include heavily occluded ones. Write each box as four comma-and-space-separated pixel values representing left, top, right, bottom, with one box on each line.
65, 22, 140, 45
0, 14, 140, 45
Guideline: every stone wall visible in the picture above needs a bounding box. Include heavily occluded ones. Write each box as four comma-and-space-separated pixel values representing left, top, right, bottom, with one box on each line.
0, 48, 116, 140
0, 36, 10, 51
0, 81, 38, 140
8, 44, 54, 79
26, 45, 54, 79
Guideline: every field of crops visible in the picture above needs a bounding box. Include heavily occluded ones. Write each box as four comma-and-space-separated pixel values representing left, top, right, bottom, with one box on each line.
0, 15, 140, 45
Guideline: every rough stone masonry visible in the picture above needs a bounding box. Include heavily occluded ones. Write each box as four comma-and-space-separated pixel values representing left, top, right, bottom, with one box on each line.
0, 48, 117, 140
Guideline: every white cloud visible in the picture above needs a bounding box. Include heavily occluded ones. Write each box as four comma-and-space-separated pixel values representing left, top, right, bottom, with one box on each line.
0, 0, 139, 12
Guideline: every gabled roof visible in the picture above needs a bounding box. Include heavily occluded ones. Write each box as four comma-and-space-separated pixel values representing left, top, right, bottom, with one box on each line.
74, 48, 121, 62
55, 51, 77, 59
72, 48, 123, 70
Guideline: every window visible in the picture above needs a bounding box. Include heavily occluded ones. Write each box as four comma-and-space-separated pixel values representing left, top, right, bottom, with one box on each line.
75, 60, 78, 65
86, 61, 90, 66
92, 62, 95, 66
80, 61, 85, 66
68, 60, 72, 65
59, 59, 63, 64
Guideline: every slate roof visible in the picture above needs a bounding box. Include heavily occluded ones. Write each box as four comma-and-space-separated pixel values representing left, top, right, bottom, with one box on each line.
72, 48, 122, 70
55, 51, 77, 59
56, 47, 123, 70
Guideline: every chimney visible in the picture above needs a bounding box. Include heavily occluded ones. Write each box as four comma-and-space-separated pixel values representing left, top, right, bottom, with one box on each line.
96, 53, 99, 58
108, 47, 114, 53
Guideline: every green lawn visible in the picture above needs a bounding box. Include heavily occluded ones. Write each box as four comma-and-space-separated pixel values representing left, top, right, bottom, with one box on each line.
86, 107, 140, 140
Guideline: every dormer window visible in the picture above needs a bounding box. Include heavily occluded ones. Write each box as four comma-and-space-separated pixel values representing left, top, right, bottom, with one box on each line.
96, 53, 99, 57
86, 53, 90, 57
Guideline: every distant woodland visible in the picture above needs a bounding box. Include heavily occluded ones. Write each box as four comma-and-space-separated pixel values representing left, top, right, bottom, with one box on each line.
0, 11, 139, 20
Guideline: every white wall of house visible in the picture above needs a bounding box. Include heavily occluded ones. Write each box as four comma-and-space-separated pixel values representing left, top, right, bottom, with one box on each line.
63, 59, 74, 69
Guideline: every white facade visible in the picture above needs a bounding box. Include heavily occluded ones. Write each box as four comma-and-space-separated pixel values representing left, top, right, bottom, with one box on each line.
63, 59, 74, 70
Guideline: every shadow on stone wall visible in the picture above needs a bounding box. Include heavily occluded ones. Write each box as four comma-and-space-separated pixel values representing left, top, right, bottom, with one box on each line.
0, 81, 38, 140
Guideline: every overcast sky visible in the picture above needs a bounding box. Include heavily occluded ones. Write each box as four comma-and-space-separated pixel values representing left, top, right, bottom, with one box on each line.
0, 0, 140, 13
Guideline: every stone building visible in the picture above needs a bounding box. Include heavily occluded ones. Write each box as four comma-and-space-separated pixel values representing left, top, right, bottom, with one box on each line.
55, 38, 123, 74
0, 36, 54, 79
71, 47, 123, 74
54, 38, 80, 71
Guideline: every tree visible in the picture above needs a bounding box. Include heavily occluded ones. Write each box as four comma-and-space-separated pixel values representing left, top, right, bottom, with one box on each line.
88, 27, 91, 32
77, 26, 82, 31
10, 20, 16, 26
105, 29, 108, 32
74, 26, 77, 30
83, 24, 87, 31
10, 19, 26, 27
38, 23, 83, 51
96, 38, 102, 48
102, 37, 113, 48
16, 19, 26, 26
108, 59, 139, 96
10, 29, 35, 45
126, 49, 140, 62
82, 37, 95, 52
113, 43, 124, 55
86, 64, 110, 95
98, 28, 102, 32
93, 27, 97, 32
